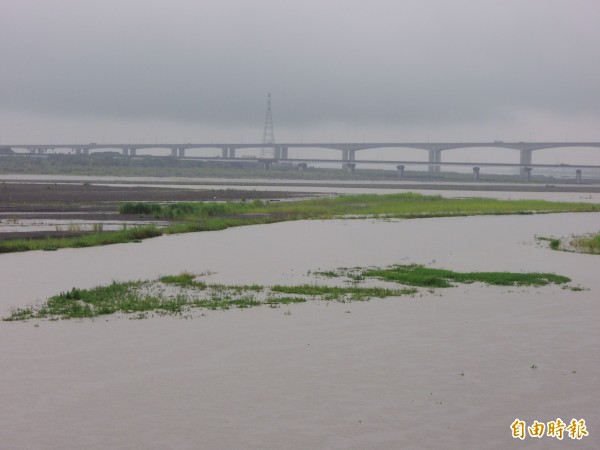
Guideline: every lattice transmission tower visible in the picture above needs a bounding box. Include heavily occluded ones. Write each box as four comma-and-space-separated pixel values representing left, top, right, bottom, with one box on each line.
260, 93, 275, 159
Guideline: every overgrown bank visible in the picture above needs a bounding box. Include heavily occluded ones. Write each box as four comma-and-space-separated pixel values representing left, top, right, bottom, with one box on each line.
2, 192, 600, 254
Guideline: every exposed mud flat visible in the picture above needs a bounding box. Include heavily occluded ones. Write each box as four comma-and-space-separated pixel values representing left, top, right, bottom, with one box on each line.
1, 213, 598, 449
0, 182, 317, 240
0, 182, 313, 209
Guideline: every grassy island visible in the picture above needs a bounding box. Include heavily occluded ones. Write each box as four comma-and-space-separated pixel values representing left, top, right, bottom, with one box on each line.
4, 264, 571, 321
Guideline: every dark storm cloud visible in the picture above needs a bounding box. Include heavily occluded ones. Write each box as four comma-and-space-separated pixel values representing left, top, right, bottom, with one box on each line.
1, 0, 599, 129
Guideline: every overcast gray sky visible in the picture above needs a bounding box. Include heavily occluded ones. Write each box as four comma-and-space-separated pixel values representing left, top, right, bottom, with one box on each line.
1, 0, 599, 144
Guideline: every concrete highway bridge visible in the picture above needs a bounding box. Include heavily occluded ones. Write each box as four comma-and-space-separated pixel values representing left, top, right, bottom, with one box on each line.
6, 141, 600, 181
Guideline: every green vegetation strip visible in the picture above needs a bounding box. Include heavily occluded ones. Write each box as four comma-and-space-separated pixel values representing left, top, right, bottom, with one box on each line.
2, 193, 599, 254
120, 193, 600, 221
0, 225, 161, 253
4, 263, 572, 321
361, 265, 570, 287
316, 264, 571, 288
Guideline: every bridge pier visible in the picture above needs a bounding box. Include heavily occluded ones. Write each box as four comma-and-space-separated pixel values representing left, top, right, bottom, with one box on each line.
129, 148, 136, 157
341, 149, 356, 169
228, 147, 236, 158
263, 160, 272, 171
576, 169, 582, 184
83, 148, 90, 155
428, 149, 441, 173
122, 148, 129, 157
523, 167, 533, 182
396, 165, 405, 178
170, 148, 177, 157
343, 163, 356, 173
519, 149, 532, 176
178, 148, 185, 158
341, 150, 347, 169
281, 146, 288, 160
473, 166, 480, 180
273, 146, 281, 160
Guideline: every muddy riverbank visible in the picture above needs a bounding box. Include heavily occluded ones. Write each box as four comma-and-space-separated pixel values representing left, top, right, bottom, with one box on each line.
0, 182, 318, 240
0, 182, 314, 210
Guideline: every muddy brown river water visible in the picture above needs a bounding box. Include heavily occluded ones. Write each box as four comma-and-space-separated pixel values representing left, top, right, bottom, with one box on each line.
0, 179, 599, 449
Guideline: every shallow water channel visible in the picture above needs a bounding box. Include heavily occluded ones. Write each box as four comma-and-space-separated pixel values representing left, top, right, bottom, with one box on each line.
1, 201, 599, 448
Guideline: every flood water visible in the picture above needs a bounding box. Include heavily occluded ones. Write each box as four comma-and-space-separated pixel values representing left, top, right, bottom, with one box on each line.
1, 180, 599, 449
0, 217, 169, 233
0, 212, 599, 311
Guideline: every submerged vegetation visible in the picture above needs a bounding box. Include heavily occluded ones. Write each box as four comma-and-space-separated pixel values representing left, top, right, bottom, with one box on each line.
4, 263, 571, 321
571, 233, 600, 254
158, 272, 207, 289
3, 273, 417, 321
538, 232, 600, 255
2, 192, 600, 254
271, 284, 416, 301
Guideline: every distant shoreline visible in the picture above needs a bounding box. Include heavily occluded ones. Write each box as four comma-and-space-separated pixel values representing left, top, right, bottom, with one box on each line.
4, 176, 600, 193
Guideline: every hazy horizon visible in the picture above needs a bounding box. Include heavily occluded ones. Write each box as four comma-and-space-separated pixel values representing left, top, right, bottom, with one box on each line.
2, 0, 599, 159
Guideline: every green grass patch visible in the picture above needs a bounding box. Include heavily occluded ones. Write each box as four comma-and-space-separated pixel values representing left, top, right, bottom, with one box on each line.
2, 281, 191, 320
0, 225, 162, 254
361, 264, 570, 287
537, 236, 562, 250
159, 272, 207, 289
549, 239, 561, 250
119, 201, 251, 219
119, 202, 163, 215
